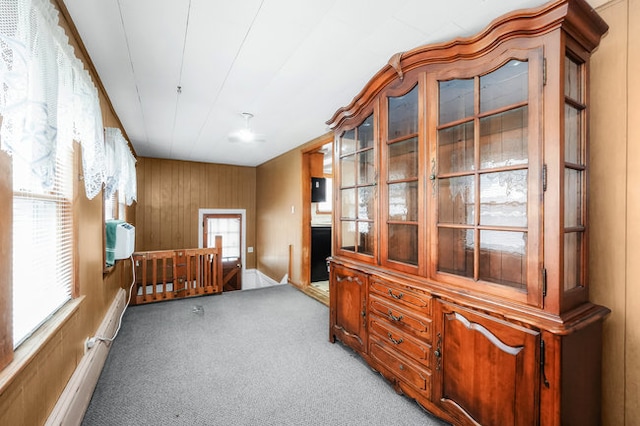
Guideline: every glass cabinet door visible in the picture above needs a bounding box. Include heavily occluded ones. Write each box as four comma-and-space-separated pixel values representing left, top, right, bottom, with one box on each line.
563, 54, 586, 292
383, 85, 420, 269
338, 114, 376, 258
433, 54, 541, 303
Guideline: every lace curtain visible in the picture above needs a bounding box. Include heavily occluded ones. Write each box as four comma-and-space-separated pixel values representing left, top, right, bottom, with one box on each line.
104, 127, 136, 206
0, 0, 107, 199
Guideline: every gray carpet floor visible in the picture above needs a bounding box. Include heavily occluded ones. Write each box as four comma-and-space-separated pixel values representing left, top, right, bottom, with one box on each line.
82, 284, 449, 426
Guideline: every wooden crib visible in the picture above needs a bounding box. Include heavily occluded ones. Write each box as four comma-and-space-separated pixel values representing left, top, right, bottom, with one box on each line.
131, 236, 223, 305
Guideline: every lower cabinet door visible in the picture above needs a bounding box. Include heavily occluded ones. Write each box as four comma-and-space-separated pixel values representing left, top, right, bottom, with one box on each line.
329, 264, 368, 353
433, 299, 540, 426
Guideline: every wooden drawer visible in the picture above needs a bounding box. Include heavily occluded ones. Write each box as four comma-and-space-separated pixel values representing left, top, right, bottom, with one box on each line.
369, 295, 432, 342
370, 315, 431, 366
370, 341, 431, 394
369, 277, 431, 314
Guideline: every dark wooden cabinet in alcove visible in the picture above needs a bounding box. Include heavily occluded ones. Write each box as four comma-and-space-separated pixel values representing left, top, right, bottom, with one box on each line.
311, 226, 331, 282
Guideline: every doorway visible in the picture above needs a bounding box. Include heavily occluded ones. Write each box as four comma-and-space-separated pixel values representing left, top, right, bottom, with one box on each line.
301, 138, 333, 305
202, 213, 242, 291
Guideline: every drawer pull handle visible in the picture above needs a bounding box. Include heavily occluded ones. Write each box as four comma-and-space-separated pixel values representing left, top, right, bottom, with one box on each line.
336, 275, 361, 284
388, 289, 403, 300
435, 332, 442, 371
387, 332, 403, 345
387, 310, 403, 322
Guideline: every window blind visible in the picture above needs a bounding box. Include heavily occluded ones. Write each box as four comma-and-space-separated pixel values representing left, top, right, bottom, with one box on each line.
104, 190, 117, 221
12, 142, 74, 347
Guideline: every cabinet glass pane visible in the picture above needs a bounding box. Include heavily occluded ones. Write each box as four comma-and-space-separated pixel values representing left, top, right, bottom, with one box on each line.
565, 56, 582, 101
389, 137, 418, 180
564, 232, 582, 290
480, 60, 528, 112
438, 122, 474, 173
565, 104, 582, 164
564, 168, 582, 228
358, 150, 375, 184
480, 106, 528, 169
340, 155, 355, 187
439, 79, 474, 124
358, 187, 374, 220
358, 222, 374, 255
341, 188, 356, 219
480, 170, 528, 227
341, 221, 356, 251
439, 176, 474, 225
358, 115, 374, 149
388, 86, 418, 139
341, 129, 356, 155
438, 227, 474, 278
389, 224, 418, 265
389, 182, 418, 221
479, 230, 527, 289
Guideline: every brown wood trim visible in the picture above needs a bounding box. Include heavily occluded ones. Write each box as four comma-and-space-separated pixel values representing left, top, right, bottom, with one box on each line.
288, 244, 293, 284
301, 134, 334, 288
0, 149, 13, 370
301, 284, 329, 306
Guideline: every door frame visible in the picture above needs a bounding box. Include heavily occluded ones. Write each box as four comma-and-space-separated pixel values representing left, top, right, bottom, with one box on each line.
198, 208, 247, 283
301, 135, 333, 297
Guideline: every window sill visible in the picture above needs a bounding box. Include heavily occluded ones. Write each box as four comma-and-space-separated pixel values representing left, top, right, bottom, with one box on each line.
0, 296, 84, 394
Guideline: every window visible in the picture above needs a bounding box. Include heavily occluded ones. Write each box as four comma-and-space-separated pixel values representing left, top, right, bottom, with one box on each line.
316, 178, 333, 213
104, 190, 126, 222
205, 216, 241, 261
104, 191, 118, 221
12, 143, 75, 347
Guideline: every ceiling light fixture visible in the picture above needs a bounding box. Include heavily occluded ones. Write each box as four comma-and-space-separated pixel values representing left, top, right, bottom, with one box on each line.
228, 112, 266, 143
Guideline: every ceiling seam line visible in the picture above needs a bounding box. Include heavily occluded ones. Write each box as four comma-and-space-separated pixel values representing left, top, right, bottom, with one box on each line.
170, 0, 192, 156
188, 0, 266, 157
117, 0, 149, 145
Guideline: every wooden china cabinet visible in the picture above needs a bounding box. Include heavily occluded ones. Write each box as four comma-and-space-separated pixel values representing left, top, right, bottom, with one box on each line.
327, 1, 609, 425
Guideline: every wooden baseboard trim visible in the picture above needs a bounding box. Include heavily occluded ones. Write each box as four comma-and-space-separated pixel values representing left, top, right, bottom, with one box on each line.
45, 288, 126, 426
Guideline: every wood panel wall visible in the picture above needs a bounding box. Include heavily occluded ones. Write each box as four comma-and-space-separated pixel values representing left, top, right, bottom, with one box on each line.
0, 151, 11, 370
0, 1, 134, 424
0, 1, 636, 425
256, 134, 332, 286
135, 157, 257, 269
590, 1, 640, 424
256, 146, 304, 284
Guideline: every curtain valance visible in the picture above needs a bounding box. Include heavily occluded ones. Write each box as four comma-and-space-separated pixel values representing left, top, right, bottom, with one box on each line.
0, 0, 108, 199
104, 127, 136, 206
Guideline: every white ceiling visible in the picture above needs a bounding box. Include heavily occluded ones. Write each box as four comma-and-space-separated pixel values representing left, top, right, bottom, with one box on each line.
62, 0, 588, 167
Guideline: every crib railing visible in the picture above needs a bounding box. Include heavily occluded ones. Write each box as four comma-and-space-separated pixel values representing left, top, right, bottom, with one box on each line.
131, 236, 223, 305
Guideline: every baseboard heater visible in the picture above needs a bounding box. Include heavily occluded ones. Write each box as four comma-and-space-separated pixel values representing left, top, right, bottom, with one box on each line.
45, 288, 126, 426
